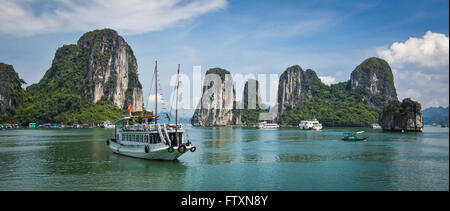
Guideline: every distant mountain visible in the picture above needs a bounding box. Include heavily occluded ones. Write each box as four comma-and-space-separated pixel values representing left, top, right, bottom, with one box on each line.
423, 107, 449, 125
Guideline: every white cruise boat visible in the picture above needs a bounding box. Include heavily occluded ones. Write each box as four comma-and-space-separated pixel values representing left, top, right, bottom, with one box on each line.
371, 123, 382, 129
107, 112, 196, 161
258, 122, 280, 129
101, 121, 115, 129
298, 118, 323, 130
107, 62, 195, 161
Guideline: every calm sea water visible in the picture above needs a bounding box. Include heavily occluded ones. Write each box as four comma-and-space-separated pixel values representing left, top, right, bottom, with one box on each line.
0, 126, 448, 191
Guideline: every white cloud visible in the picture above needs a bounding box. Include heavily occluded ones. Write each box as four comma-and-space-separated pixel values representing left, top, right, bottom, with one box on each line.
319, 76, 337, 85
377, 31, 449, 108
377, 31, 449, 68
146, 94, 168, 112
0, 0, 227, 36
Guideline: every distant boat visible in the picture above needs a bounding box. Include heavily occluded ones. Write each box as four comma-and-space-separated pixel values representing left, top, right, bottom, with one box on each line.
342, 131, 368, 142
299, 119, 323, 130
101, 121, 115, 129
441, 124, 447, 128
371, 123, 382, 129
258, 122, 280, 129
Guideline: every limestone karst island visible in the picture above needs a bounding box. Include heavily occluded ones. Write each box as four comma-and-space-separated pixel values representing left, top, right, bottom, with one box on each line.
0, 0, 448, 193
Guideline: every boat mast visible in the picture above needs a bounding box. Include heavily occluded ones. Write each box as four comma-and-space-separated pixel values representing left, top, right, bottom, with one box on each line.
155, 60, 158, 124
175, 64, 180, 145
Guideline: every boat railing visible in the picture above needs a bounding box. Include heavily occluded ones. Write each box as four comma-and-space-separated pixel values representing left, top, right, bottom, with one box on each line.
122, 123, 167, 132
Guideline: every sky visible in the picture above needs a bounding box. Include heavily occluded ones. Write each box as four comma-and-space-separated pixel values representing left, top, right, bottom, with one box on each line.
0, 0, 448, 116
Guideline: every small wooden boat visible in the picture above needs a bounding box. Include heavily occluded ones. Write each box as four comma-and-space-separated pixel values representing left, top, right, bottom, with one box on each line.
342, 131, 368, 142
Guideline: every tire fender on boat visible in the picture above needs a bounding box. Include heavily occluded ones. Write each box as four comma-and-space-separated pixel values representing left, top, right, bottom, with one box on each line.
178, 145, 186, 153
106, 140, 110, 145
168, 146, 174, 153
145, 145, 150, 153
190, 146, 196, 152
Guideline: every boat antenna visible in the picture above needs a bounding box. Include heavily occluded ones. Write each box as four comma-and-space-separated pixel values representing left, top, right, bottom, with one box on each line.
175, 64, 180, 145
155, 60, 158, 124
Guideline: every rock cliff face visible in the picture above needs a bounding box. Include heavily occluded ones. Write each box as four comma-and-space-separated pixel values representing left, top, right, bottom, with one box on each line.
277, 65, 324, 120
242, 79, 262, 110
350, 57, 397, 107
77, 29, 143, 111
191, 68, 240, 126
31, 29, 143, 111
239, 79, 269, 126
0, 63, 25, 114
379, 98, 424, 132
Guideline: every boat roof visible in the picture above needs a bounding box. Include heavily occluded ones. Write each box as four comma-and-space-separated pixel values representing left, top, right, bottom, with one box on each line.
114, 115, 159, 124
344, 131, 365, 135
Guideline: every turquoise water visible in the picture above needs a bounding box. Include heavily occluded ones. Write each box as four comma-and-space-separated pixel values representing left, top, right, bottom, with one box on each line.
0, 126, 448, 190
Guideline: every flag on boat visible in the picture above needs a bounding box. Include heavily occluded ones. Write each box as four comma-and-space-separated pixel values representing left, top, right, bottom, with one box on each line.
127, 104, 132, 112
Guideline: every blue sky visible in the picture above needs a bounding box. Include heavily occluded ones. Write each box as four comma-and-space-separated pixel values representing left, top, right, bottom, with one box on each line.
0, 0, 448, 113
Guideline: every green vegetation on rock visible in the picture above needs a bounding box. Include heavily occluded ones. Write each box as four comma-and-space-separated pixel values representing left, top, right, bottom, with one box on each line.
280, 81, 381, 126
1, 29, 142, 125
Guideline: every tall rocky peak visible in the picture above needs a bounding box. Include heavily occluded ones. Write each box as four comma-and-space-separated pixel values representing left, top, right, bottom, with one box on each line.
350, 57, 397, 107
191, 68, 240, 126
242, 79, 262, 110
33, 29, 143, 111
277, 65, 324, 119
379, 98, 424, 132
0, 63, 26, 114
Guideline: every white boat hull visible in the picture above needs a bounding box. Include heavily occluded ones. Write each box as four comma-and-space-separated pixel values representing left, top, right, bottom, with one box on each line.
107, 140, 194, 161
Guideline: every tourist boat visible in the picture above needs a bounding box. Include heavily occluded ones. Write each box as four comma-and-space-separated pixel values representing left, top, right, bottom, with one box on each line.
298, 118, 323, 130
107, 62, 196, 161
371, 123, 382, 129
257, 121, 280, 129
342, 131, 368, 142
101, 121, 115, 129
